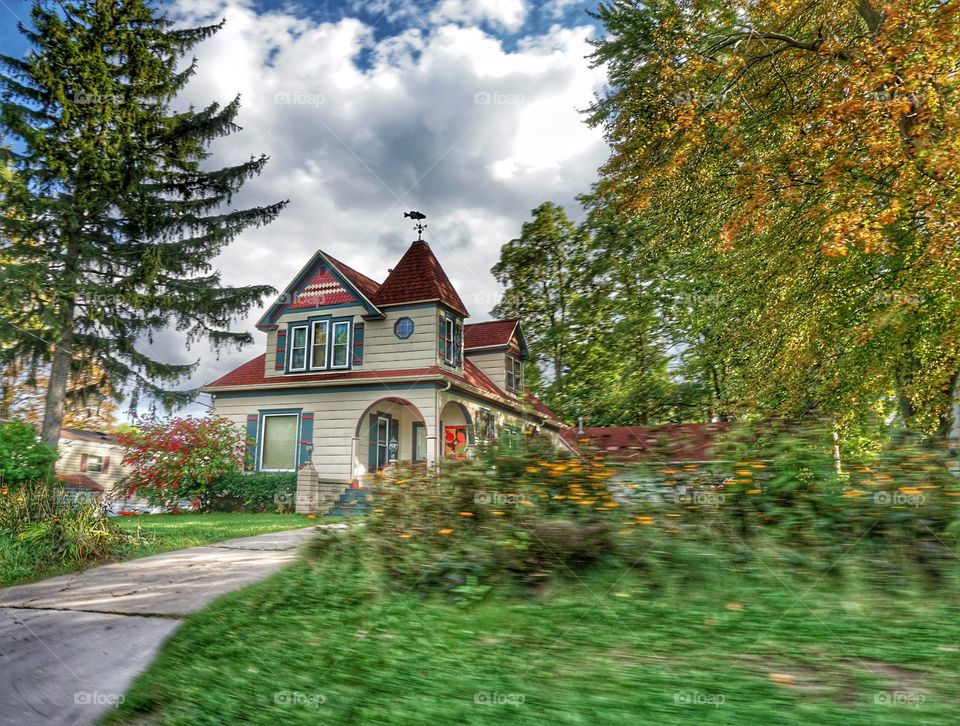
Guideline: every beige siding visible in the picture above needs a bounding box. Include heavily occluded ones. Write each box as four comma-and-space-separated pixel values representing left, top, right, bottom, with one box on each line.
213, 387, 439, 483
57, 440, 130, 494
264, 328, 279, 378
468, 352, 507, 391
361, 306, 438, 371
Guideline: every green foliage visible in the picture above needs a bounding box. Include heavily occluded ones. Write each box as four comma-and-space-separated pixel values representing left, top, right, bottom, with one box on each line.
0, 420, 56, 485
585, 0, 960, 435
0, 480, 134, 581
0, 0, 286, 434
206, 472, 297, 513
492, 202, 691, 425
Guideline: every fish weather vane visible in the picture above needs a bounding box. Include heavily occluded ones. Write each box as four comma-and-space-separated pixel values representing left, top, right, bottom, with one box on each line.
404, 210, 427, 241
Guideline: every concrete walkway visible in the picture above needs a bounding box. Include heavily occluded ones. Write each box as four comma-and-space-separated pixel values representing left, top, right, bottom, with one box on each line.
0, 526, 323, 726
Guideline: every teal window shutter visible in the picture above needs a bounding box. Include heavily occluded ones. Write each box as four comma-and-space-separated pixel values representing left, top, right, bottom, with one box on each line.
275, 329, 286, 370
245, 414, 258, 470
352, 323, 364, 366
299, 413, 314, 468
368, 414, 378, 472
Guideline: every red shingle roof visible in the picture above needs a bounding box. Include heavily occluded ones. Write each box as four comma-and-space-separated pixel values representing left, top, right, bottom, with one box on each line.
324, 252, 381, 301
560, 423, 732, 463
464, 319, 519, 349
204, 354, 452, 388
57, 474, 104, 492
526, 394, 563, 423
462, 358, 505, 398
371, 241, 468, 316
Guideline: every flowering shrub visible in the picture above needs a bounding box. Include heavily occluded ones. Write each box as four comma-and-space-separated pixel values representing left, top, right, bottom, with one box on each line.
117, 415, 245, 509
365, 443, 622, 593
358, 425, 960, 597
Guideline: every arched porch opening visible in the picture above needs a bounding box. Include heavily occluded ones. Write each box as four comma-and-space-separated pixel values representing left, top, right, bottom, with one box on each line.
353, 398, 428, 479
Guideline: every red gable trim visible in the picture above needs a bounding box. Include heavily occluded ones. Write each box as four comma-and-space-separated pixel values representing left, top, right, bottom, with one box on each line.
256, 251, 384, 329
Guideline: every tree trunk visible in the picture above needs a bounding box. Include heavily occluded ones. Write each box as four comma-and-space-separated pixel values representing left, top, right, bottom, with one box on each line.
40, 234, 81, 449
40, 307, 75, 448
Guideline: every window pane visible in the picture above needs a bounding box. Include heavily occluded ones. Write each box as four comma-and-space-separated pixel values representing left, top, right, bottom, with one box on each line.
262, 415, 297, 470
332, 322, 349, 366
290, 327, 307, 369
311, 322, 327, 368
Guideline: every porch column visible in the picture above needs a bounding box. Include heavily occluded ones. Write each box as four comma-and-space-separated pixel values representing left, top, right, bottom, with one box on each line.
350, 436, 360, 484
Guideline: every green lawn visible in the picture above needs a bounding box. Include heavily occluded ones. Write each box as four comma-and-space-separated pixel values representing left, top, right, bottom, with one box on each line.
0, 513, 327, 588
108, 542, 960, 725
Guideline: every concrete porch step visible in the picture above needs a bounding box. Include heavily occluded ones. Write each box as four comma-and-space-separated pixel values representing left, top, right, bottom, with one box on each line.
327, 488, 371, 517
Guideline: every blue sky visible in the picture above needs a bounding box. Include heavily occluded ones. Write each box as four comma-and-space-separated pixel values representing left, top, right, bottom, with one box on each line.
1, 0, 609, 418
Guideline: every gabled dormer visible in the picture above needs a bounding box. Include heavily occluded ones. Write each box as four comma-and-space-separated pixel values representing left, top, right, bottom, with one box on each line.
463, 319, 529, 397
255, 251, 383, 378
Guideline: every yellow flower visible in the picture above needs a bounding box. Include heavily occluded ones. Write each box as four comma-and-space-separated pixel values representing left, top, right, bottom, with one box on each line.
438, 528, 454, 535
842, 489, 862, 498
520, 500, 534, 506
603, 501, 620, 508
0, 486, 7, 496
746, 489, 761, 495
400, 533, 412, 539
307, 514, 317, 519
899, 487, 922, 496
492, 510, 506, 516
735, 469, 753, 477
525, 467, 539, 474
459, 511, 475, 517
636, 516, 654, 525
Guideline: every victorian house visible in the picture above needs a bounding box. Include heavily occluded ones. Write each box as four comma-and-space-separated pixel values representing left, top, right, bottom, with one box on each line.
202, 238, 567, 500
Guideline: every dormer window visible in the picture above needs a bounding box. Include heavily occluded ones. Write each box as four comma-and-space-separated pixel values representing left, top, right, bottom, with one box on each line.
506, 355, 523, 393
331, 320, 350, 368
310, 320, 329, 369
289, 325, 308, 371
286, 317, 352, 373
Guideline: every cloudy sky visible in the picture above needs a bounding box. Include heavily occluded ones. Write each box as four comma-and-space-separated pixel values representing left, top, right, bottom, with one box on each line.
1, 0, 609, 416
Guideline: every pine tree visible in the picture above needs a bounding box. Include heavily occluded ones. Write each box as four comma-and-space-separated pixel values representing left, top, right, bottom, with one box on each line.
0, 0, 286, 447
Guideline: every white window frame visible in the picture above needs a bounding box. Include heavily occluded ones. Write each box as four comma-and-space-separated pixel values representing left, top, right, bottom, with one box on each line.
330, 320, 351, 369
258, 413, 300, 472
441, 316, 459, 366
288, 325, 308, 372
506, 356, 523, 392
309, 319, 329, 370
85, 454, 103, 473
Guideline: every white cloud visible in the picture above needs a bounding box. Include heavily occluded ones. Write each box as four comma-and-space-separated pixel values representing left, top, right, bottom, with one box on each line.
154, 0, 608, 406
432, 0, 527, 32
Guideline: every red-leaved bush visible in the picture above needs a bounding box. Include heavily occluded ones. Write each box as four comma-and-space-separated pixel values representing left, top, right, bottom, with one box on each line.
117, 415, 245, 509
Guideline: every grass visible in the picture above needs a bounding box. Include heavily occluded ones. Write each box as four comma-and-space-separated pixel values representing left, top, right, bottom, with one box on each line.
108, 538, 960, 725
0, 513, 332, 588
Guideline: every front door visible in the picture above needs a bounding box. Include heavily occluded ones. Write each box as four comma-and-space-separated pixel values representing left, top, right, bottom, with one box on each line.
444, 425, 468, 459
